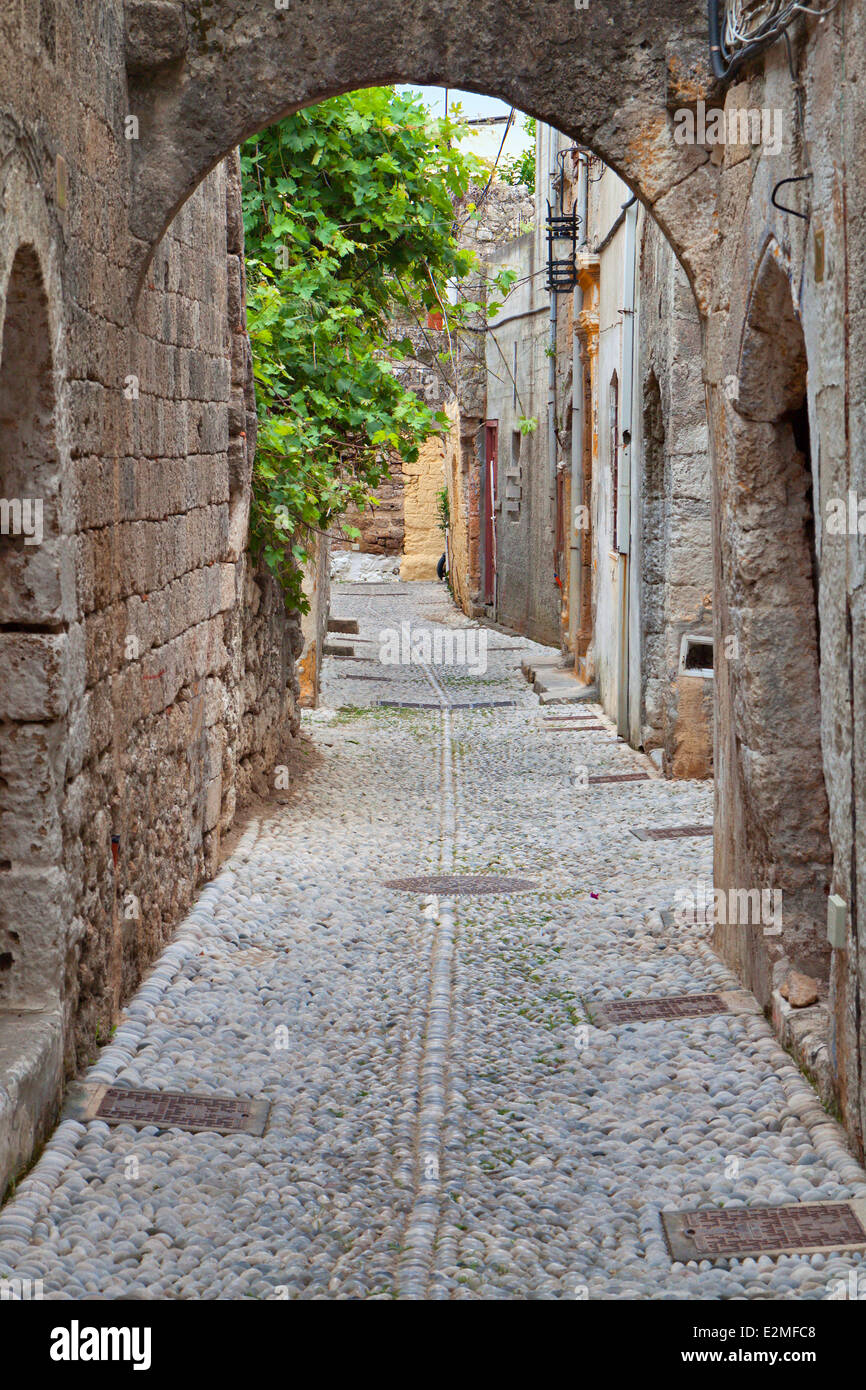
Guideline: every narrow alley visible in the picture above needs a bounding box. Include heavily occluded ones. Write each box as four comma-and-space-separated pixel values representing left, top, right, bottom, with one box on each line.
1, 582, 863, 1302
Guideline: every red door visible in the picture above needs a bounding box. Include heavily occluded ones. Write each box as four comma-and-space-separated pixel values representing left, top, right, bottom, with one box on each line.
483, 421, 498, 606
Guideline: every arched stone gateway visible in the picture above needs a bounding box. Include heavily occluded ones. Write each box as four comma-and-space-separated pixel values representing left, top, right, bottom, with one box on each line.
0, 0, 863, 1187
120, 0, 864, 1143
124, 0, 720, 303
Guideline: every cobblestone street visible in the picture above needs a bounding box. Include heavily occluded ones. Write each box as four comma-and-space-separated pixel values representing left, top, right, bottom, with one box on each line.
1, 582, 864, 1301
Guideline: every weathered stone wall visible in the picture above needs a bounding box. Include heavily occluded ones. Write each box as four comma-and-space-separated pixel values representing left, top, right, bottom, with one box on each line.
0, 1, 300, 1196
633, 213, 713, 778
705, 31, 840, 1043
332, 466, 405, 557
447, 179, 537, 625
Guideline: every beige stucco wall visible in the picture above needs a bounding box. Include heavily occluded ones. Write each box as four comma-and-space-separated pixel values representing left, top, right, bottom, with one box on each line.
400, 435, 446, 581
298, 534, 330, 708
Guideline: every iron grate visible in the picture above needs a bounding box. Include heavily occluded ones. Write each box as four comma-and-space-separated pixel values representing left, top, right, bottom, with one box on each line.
376, 699, 517, 711
662, 1201, 866, 1262
385, 874, 537, 895
78, 1085, 271, 1135
589, 773, 651, 784
543, 723, 607, 732
542, 720, 603, 727
631, 825, 713, 841
594, 993, 729, 1025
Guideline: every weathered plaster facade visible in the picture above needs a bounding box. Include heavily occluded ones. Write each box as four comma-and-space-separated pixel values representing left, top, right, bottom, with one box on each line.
477, 134, 714, 777
631, 204, 714, 779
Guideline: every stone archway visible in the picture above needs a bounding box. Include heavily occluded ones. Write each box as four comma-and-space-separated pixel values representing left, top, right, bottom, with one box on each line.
123, 0, 719, 305
119, 0, 849, 1101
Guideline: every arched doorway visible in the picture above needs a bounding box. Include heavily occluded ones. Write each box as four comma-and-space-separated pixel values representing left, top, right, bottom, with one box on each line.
713, 238, 831, 1003
0, 244, 67, 1191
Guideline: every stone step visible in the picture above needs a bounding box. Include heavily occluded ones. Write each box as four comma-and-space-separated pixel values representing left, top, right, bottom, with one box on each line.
538, 685, 599, 706
323, 642, 355, 657
327, 617, 359, 634
520, 653, 573, 683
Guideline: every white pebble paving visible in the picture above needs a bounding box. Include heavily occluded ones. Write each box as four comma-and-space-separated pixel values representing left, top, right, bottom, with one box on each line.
0, 580, 864, 1300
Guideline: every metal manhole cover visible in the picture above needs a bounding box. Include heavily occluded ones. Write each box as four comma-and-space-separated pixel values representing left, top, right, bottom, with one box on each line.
589, 773, 650, 784
594, 993, 729, 1024
662, 1201, 866, 1262
72, 1084, 270, 1135
384, 874, 537, 895
631, 825, 713, 840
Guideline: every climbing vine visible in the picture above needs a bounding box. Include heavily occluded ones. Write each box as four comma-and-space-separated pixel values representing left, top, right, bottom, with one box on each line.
499, 116, 536, 192
241, 87, 486, 609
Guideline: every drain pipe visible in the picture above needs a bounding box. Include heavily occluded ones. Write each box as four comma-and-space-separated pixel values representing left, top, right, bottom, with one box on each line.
569, 151, 589, 660
616, 198, 638, 738
547, 130, 559, 568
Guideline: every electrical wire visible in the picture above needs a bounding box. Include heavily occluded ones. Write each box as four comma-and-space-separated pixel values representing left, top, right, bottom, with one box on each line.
709, 0, 842, 81
457, 107, 516, 230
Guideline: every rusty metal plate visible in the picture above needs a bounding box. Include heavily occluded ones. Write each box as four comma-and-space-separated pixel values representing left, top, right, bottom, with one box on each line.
542, 721, 602, 728
376, 699, 517, 710
594, 993, 729, 1025
70, 1084, 270, 1135
631, 825, 713, 840
375, 699, 443, 709
543, 723, 607, 732
589, 773, 650, 784
542, 714, 599, 722
384, 874, 537, 895
447, 700, 518, 709
662, 1201, 866, 1263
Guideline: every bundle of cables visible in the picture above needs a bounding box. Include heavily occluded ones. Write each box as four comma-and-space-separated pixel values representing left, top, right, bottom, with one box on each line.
708, 0, 842, 81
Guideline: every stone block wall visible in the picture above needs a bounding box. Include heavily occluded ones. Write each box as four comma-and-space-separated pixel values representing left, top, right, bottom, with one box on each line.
0, 1, 300, 1196
332, 464, 405, 556
633, 213, 713, 778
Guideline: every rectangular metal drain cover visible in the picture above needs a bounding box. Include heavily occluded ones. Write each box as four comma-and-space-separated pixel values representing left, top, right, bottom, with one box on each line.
631, 825, 713, 840
544, 723, 607, 732
594, 993, 730, 1024
69, 1084, 270, 1135
589, 773, 650, 784
662, 1200, 866, 1262
542, 722, 603, 733
542, 714, 598, 722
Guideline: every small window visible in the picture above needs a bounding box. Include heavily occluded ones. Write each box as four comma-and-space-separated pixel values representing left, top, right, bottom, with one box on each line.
504, 429, 522, 518
679, 635, 714, 678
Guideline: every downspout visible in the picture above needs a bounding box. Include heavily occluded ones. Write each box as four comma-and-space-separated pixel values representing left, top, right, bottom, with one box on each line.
569, 151, 588, 660
616, 198, 638, 737
547, 131, 559, 579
